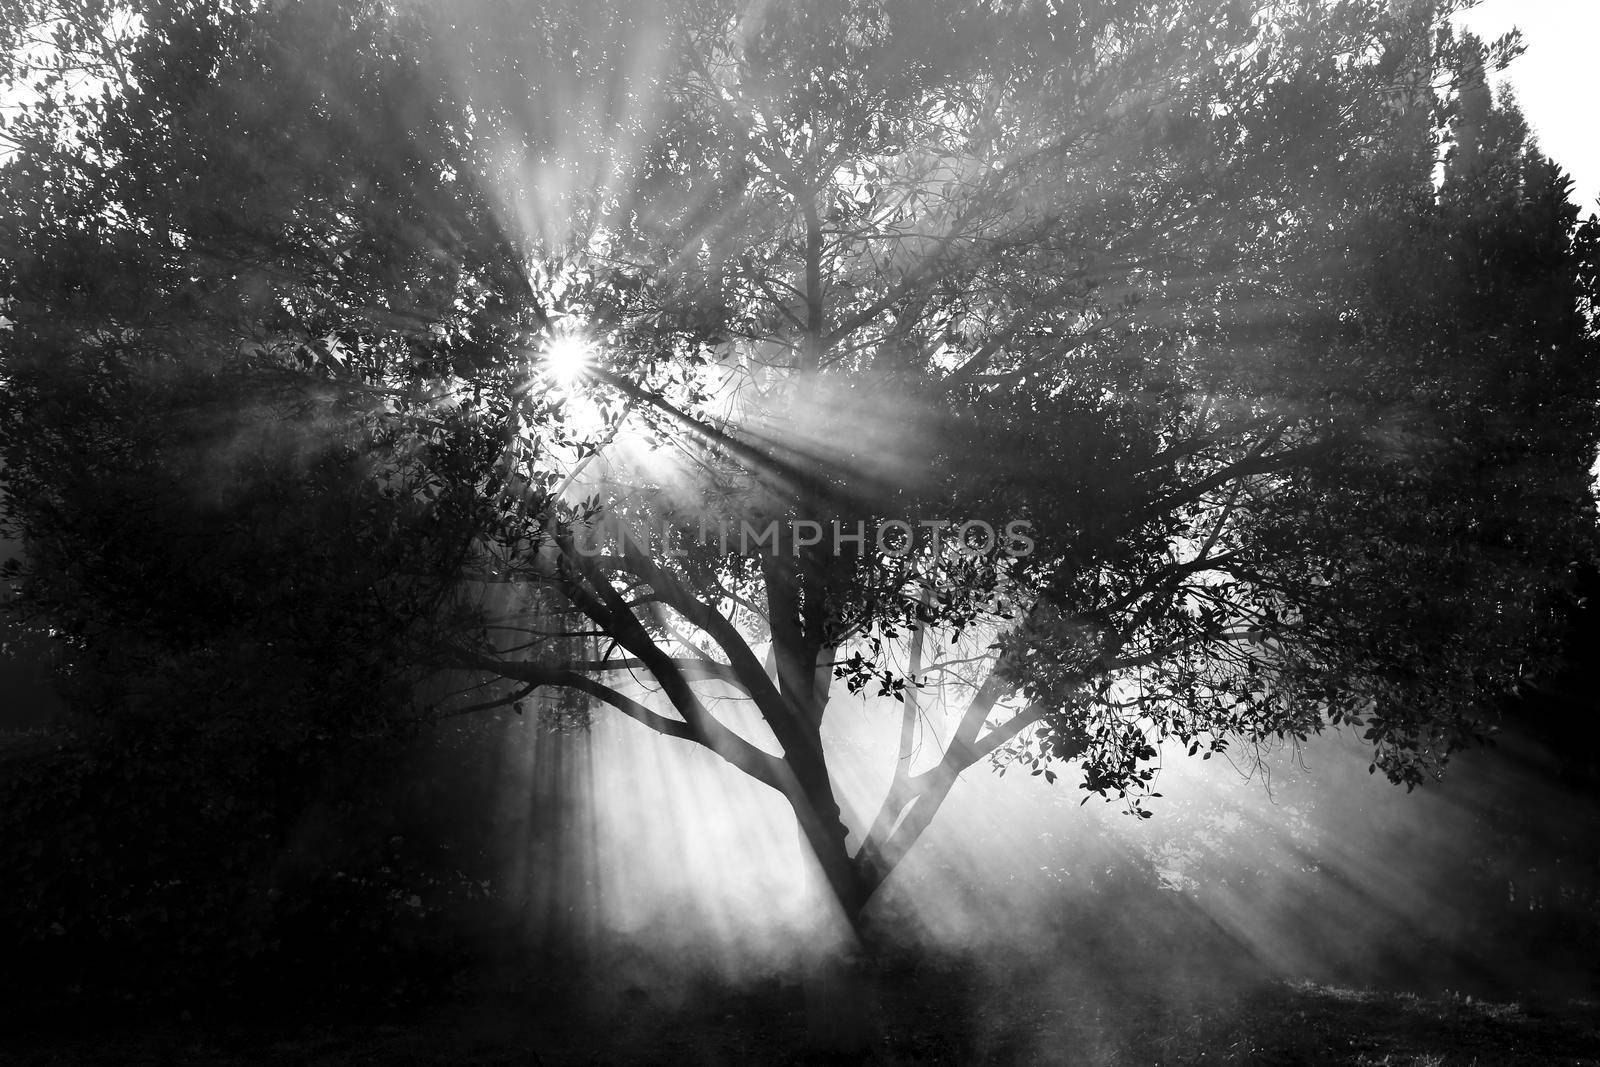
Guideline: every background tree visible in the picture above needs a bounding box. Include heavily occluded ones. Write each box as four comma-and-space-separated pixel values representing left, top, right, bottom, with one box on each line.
1, 1, 1594, 1022
0, 0, 523, 1008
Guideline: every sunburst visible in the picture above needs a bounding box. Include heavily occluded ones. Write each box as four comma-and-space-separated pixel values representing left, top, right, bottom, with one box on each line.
542, 331, 594, 386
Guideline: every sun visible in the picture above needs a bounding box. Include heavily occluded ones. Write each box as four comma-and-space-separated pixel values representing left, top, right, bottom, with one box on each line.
543, 332, 593, 385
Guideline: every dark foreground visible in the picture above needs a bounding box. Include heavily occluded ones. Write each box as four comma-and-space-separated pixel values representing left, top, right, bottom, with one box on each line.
5, 970, 1598, 1066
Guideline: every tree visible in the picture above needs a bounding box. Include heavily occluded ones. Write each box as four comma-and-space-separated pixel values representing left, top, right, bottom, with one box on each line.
2, 0, 1593, 987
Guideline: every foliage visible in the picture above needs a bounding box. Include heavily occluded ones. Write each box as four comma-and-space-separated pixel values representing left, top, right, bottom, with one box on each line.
0, 0, 1594, 946
0, 710, 515, 1014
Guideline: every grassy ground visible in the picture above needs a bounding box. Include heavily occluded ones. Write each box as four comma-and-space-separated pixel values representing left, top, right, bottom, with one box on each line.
3, 971, 1597, 1065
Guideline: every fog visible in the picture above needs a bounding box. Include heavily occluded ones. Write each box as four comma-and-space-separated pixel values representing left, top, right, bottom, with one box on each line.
478, 685, 1599, 1013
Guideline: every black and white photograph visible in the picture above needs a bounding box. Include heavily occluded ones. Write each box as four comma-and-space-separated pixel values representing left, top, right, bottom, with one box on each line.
2, 0, 1598, 1062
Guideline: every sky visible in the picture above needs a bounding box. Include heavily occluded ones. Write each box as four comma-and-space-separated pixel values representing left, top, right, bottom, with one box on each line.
1455, 0, 1600, 214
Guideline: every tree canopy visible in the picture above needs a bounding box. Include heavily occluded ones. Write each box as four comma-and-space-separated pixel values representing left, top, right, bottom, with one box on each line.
1, 0, 1595, 932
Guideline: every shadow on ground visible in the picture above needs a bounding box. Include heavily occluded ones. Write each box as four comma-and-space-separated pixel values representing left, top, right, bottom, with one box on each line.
4, 962, 1598, 1066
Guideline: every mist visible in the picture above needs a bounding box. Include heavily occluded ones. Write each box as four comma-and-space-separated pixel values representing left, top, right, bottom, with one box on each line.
5, 0, 1599, 1061
459, 683, 1600, 1016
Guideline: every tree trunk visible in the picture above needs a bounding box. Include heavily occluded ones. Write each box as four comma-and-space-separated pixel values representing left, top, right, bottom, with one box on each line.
795, 822, 884, 1054
804, 948, 883, 1054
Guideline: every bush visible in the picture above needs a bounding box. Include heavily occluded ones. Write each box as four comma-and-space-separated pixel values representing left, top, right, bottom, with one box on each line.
0, 716, 507, 1021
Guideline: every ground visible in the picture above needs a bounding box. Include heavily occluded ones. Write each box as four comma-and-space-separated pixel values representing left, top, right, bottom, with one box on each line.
4, 966, 1598, 1065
